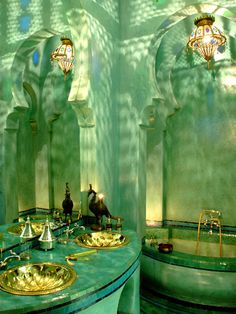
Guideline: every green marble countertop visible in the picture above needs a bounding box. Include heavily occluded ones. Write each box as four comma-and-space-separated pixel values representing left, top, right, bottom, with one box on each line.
0, 228, 141, 314
0, 223, 23, 251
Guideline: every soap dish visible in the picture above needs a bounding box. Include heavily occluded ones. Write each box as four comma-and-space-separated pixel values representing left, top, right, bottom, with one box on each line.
158, 243, 173, 253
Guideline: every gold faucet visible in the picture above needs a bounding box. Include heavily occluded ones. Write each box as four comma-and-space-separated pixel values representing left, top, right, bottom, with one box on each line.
196, 209, 222, 256
0, 250, 21, 270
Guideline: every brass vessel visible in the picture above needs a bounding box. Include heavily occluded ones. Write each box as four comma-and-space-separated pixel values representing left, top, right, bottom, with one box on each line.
75, 231, 129, 249
0, 262, 77, 295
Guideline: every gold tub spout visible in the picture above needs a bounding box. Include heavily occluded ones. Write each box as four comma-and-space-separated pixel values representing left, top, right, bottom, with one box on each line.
196, 209, 222, 257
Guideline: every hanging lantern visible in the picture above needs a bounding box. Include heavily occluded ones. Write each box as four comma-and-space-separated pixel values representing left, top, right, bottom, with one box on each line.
51, 37, 74, 79
187, 15, 226, 67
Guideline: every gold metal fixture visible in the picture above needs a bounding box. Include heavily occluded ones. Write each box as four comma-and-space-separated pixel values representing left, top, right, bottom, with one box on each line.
0, 250, 21, 269
65, 249, 97, 266
196, 209, 222, 257
187, 15, 226, 67
0, 263, 77, 295
74, 231, 129, 249
51, 37, 74, 79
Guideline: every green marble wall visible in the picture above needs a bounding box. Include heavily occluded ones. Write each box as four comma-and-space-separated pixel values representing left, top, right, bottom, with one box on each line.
165, 64, 236, 226
0, 0, 119, 223
151, 2, 236, 227
119, 0, 236, 230
1, 0, 236, 232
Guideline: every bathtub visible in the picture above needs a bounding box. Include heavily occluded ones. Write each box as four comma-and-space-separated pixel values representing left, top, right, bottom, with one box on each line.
141, 226, 236, 308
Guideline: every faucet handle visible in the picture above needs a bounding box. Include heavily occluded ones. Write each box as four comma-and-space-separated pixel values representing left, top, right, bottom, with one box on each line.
19, 251, 31, 261
0, 260, 7, 270
9, 250, 17, 256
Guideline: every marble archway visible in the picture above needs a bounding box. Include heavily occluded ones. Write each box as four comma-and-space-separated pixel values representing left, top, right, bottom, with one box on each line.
141, 3, 236, 226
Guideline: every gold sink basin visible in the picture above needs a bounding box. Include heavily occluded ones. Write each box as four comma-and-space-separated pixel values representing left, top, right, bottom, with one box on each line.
7, 222, 56, 236
74, 231, 129, 249
0, 263, 77, 295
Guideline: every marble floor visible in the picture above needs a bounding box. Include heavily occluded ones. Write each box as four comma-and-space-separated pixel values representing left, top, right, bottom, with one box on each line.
140, 287, 236, 314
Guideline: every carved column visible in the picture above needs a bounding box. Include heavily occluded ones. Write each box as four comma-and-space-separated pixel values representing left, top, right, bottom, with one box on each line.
47, 114, 61, 212
3, 127, 19, 223
0, 132, 6, 225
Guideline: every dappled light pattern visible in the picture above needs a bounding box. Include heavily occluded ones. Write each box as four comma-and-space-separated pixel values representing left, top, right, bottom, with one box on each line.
128, 0, 185, 27
7, 0, 43, 44
119, 94, 139, 178
2, 0, 236, 230
2, 0, 68, 50
49, 0, 69, 32
120, 35, 152, 70
90, 16, 113, 83
66, 8, 90, 102
0, 1, 110, 223
117, 93, 140, 228
162, 11, 236, 225
137, 2, 236, 226
1, 0, 74, 215
0, 53, 15, 71
165, 80, 236, 224
220, 65, 236, 93
88, 12, 118, 206
95, 0, 119, 23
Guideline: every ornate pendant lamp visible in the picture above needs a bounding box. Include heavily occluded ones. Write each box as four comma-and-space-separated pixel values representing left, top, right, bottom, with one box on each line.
51, 37, 74, 79
187, 15, 226, 68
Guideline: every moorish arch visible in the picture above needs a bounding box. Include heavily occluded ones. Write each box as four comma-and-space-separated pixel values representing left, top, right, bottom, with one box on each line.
139, 3, 236, 226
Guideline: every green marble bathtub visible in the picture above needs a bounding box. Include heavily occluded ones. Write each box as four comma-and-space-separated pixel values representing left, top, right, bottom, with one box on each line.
141, 226, 236, 308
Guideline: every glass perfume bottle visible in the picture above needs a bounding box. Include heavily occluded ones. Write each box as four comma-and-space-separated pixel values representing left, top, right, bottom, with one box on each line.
116, 218, 122, 232
106, 217, 112, 231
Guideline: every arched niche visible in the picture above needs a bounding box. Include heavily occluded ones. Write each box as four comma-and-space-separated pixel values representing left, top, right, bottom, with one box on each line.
2, 17, 92, 222
141, 4, 236, 226
3, 29, 61, 223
